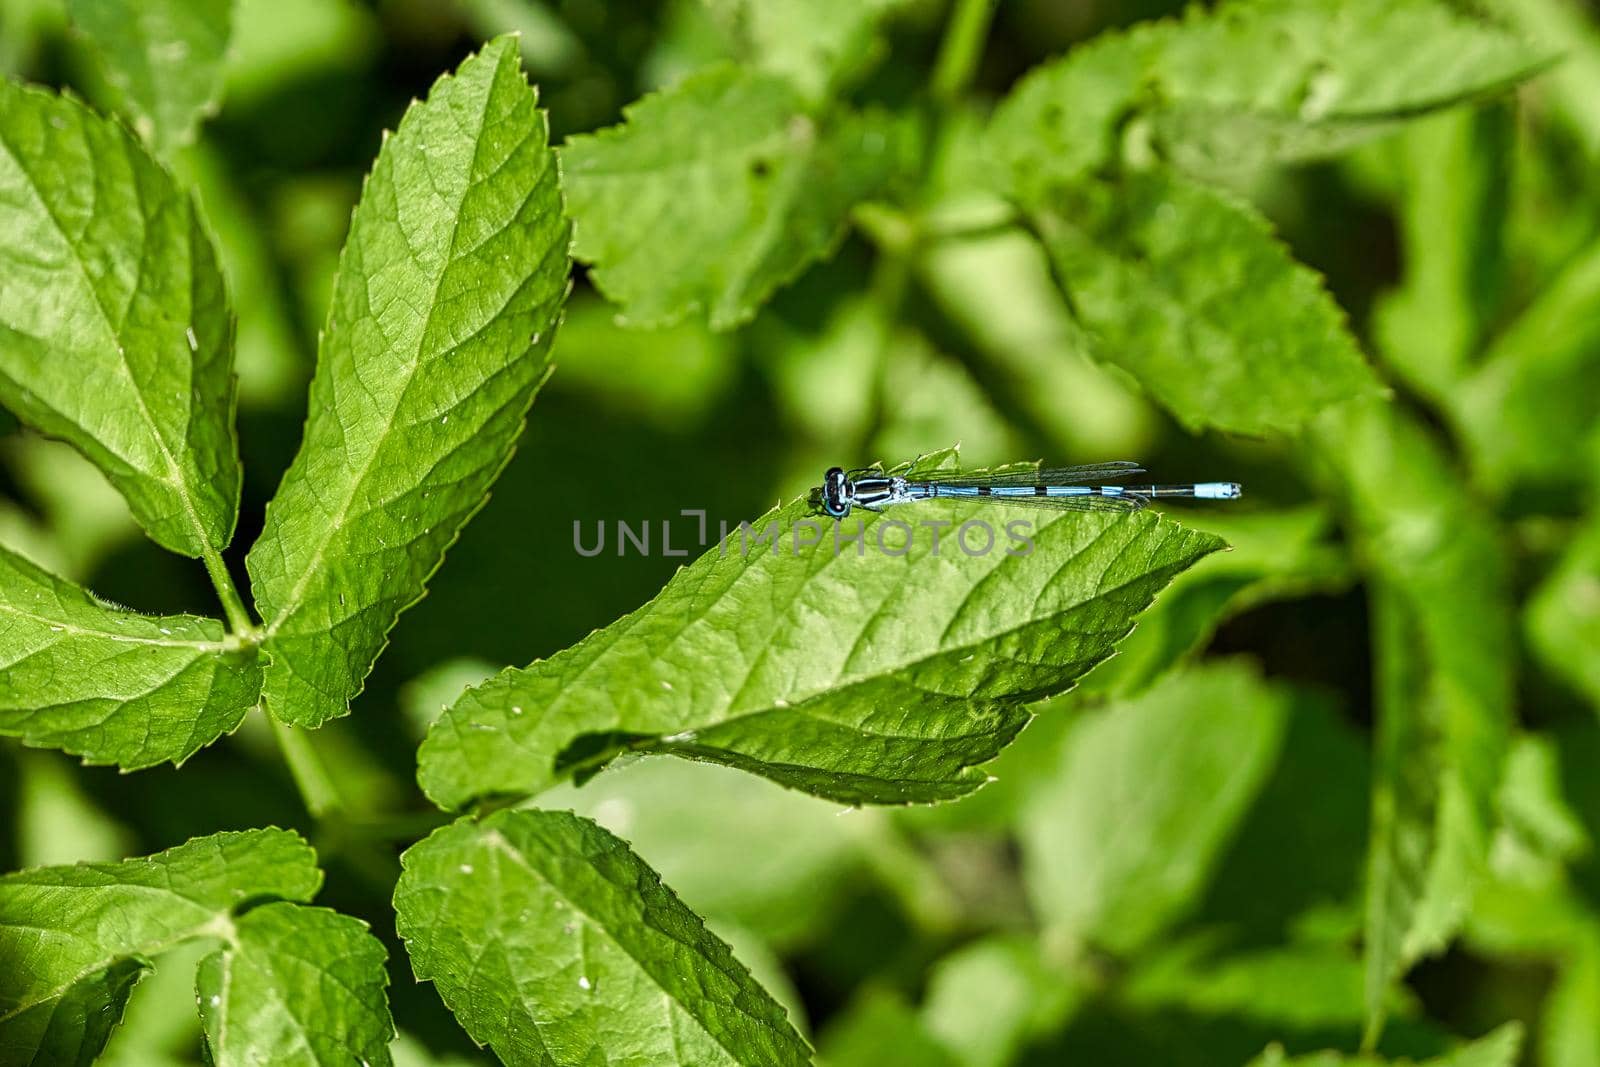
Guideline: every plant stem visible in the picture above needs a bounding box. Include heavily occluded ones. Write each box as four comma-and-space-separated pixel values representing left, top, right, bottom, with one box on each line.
201, 545, 257, 638
271, 717, 342, 818
931, 0, 997, 104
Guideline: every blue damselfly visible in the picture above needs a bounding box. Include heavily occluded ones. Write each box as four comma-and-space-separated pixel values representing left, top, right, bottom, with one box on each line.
817, 462, 1240, 519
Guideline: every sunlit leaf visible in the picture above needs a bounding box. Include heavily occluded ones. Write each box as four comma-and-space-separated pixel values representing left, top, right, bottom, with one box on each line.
0, 544, 260, 768
246, 37, 569, 727
562, 63, 910, 329
418, 450, 1225, 809
196, 903, 394, 1067
0, 830, 318, 1062
1028, 169, 1383, 435
393, 808, 811, 1067
0, 78, 241, 558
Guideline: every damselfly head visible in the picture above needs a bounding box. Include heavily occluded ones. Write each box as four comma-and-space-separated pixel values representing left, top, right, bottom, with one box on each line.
821, 467, 853, 519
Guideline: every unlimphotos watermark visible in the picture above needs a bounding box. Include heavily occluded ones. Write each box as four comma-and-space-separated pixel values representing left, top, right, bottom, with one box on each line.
573, 510, 1036, 559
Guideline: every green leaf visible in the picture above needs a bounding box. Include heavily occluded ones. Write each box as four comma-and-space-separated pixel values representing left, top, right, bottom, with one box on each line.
920, 935, 1078, 1067
1125, 939, 1371, 1031
1079, 506, 1351, 698
418, 450, 1225, 809
986, 28, 1153, 192
913, 220, 1157, 462
97, 940, 210, 1067
0, 78, 242, 558
196, 902, 394, 1067
1247, 1021, 1522, 1067
1147, 0, 1550, 173
0, 829, 320, 1063
819, 990, 958, 1067
67, 0, 232, 154
246, 37, 570, 727
1527, 504, 1600, 711
545, 758, 879, 948
1494, 733, 1588, 864
989, 0, 1551, 189
1018, 660, 1290, 954
13, 750, 132, 866
1490, 0, 1600, 157
562, 63, 910, 329
701, 0, 905, 101
1371, 107, 1511, 401
0, 543, 261, 769
8, 956, 146, 1067
1455, 240, 1600, 493
1311, 398, 1513, 1039
1028, 168, 1383, 436
1540, 931, 1600, 1067
393, 808, 811, 1067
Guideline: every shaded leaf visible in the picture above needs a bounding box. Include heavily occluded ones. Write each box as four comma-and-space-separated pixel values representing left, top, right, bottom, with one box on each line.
986, 28, 1153, 192
1019, 660, 1290, 953
0, 78, 241, 558
1125, 939, 1372, 1031
549, 293, 736, 429
920, 935, 1078, 1067
1080, 506, 1351, 697
1455, 240, 1600, 493
1311, 398, 1513, 1038
246, 37, 569, 727
1526, 504, 1600, 711
1, 957, 145, 1067
1486, 0, 1600, 157
1149, 0, 1549, 173
393, 808, 811, 1067
562, 63, 910, 329
13, 750, 132, 867
819, 990, 957, 1067
418, 450, 1224, 809
1371, 107, 1511, 400
1028, 169, 1383, 436
0, 544, 260, 769
990, 0, 1551, 189
1247, 1021, 1522, 1067
913, 219, 1157, 462
68, 0, 232, 154
1197, 692, 1372, 945
702, 0, 906, 101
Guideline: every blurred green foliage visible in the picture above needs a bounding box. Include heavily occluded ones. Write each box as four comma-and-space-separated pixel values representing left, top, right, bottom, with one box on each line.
2, 0, 1599, 1064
